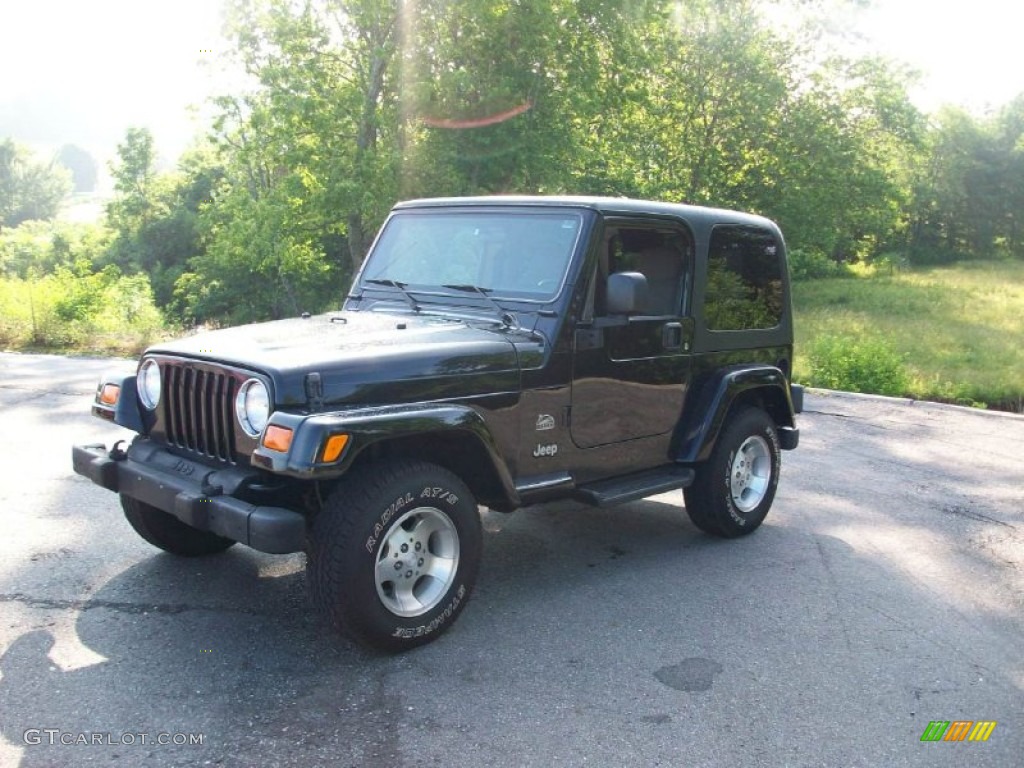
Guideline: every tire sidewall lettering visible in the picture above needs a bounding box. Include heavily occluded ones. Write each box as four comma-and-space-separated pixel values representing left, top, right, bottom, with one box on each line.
722, 447, 747, 526
364, 492, 415, 553
722, 423, 780, 526
420, 486, 459, 505
391, 583, 467, 639
367, 483, 471, 637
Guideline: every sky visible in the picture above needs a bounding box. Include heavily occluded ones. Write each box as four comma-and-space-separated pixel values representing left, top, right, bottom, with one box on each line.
0, 0, 228, 170
1, 0, 1023, 173
851, 0, 1024, 113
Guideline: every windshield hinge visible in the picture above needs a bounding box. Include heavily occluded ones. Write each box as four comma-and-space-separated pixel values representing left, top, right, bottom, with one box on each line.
305, 372, 324, 411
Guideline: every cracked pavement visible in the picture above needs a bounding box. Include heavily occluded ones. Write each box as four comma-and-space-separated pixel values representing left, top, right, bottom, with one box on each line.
0, 351, 1021, 767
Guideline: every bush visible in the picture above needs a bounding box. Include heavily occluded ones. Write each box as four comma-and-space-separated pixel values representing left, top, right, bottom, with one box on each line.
788, 248, 850, 281
0, 270, 168, 355
904, 244, 965, 265
870, 252, 910, 275
0, 220, 112, 278
805, 334, 909, 397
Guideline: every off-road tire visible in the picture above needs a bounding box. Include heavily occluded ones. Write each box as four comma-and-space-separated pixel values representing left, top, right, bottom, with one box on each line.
121, 495, 236, 556
683, 407, 781, 538
308, 459, 482, 652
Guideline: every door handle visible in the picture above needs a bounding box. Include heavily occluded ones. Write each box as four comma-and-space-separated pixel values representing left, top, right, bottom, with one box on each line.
662, 322, 683, 350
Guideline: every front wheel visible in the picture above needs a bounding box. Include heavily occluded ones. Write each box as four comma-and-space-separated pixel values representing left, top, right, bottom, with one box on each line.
308, 459, 482, 652
683, 407, 781, 538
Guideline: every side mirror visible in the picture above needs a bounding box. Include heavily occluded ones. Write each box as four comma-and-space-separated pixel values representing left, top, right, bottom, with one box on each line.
607, 272, 649, 315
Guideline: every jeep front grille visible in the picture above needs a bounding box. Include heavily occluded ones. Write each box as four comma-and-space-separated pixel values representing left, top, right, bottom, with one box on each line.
162, 364, 238, 464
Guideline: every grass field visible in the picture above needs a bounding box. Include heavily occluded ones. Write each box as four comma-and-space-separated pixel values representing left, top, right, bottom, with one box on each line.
792, 260, 1024, 412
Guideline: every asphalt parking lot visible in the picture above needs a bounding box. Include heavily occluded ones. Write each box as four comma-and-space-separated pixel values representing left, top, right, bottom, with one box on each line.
0, 351, 1021, 767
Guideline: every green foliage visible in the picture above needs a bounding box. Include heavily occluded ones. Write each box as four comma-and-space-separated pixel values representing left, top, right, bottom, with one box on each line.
805, 334, 909, 397
402, 0, 592, 196
0, 269, 166, 354
5, 0, 1022, 355
704, 260, 778, 329
217, 0, 403, 270
788, 248, 851, 281
0, 219, 112, 278
907, 98, 1024, 262
794, 261, 1024, 410
103, 133, 223, 308
0, 138, 72, 228
175, 183, 339, 325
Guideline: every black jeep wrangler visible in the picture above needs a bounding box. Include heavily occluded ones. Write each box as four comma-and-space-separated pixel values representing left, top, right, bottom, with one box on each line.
74, 196, 800, 651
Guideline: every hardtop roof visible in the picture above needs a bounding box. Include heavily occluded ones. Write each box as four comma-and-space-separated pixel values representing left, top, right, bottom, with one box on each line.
391, 195, 779, 232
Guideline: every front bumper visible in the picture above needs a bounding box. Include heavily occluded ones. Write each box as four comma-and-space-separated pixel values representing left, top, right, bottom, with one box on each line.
72, 441, 306, 554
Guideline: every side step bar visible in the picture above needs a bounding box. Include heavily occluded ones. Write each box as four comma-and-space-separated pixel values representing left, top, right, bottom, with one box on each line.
574, 465, 695, 508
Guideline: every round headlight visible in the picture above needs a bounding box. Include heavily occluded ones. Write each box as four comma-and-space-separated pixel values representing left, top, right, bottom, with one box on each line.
236, 379, 270, 437
137, 359, 161, 410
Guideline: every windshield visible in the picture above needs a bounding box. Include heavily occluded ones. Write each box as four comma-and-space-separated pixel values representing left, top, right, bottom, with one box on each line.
360, 210, 583, 302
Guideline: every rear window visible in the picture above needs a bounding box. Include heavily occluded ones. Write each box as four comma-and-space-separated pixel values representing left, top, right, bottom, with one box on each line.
704, 225, 784, 331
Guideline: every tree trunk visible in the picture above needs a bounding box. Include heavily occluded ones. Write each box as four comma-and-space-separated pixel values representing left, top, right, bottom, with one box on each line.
347, 212, 366, 270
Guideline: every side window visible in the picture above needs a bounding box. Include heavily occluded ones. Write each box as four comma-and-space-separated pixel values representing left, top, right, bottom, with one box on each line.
597, 226, 691, 316
704, 225, 784, 331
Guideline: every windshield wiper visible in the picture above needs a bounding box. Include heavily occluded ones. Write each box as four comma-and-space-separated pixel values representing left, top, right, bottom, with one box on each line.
363, 279, 421, 312
442, 284, 519, 329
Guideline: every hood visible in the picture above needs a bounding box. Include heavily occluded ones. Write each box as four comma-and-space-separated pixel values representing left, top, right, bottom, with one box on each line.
147, 310, 528, 409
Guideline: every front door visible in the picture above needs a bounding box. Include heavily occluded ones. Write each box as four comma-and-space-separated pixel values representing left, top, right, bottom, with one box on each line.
570, 219, 694, 450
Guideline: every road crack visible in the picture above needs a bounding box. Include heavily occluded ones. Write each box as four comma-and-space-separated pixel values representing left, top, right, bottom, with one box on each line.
0, 592, 267, 617
942, 504, 1015, 528
801, 409, 856, 419
813, 536, 853, 653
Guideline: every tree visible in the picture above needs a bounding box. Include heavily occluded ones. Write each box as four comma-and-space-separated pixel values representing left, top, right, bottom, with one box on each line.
169, 0, 407, 322
562, 1, 921, 263
104, 129, 225, 307
219, 0, 403, 271
768, 56, 923, 262
907, 100, 1024, 261
0, 139, 72, 228
173, 0, 990, 328
56, 144, 98, 194
401, 0, 607, 196
106, 127, 157, 238
176, 181, 337, 324
986, 95, 1024, 257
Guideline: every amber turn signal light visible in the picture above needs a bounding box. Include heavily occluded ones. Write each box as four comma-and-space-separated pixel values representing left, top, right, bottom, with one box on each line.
99, 384, 120, 405
262, 425, 293, 452
321, 434, 349, 463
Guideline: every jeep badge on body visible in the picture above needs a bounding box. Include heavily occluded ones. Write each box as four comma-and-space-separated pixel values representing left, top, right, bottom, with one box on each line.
73, 196, 800, 652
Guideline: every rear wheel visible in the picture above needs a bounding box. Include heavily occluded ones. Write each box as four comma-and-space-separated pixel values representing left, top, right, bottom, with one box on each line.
683, 407, 781, 538
308, 459, 481, 652
121, 495, 235, 556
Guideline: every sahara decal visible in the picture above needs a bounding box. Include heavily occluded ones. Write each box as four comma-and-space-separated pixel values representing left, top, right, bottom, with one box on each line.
535, 414, 556, 431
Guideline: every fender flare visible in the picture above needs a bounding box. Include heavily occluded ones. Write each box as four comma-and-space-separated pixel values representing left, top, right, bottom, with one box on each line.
672, 365, 797, 464
252, 402, 517, 503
